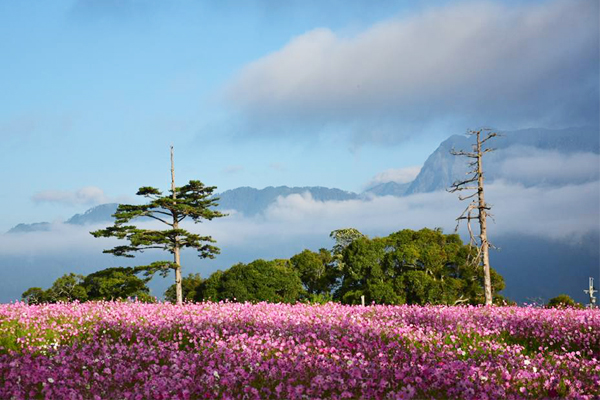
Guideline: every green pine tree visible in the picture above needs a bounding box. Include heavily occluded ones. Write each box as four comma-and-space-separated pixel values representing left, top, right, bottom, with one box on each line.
91, 146, 226, 304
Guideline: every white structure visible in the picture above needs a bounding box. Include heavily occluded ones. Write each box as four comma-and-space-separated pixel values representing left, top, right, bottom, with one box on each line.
584, 277, 597, 308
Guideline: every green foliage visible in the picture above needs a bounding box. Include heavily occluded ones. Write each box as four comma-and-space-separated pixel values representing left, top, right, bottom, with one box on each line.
22, 273, 88, 304
195, 260, 304, 303
21, 268, 154, 304
83, 267, 151, 301
335, 228, 505, 305
90, 181, 224, 266
47, 273, 88, 303
196, 270, 224, 302
302, 292, 335, 304
330, 228, 365, 256
164, 273, 203, 303
290, 248, 337, 295
21, 287, 49, 305
547, 294, 579, 308
330, 228, 366, 271
90, 178, 226, 301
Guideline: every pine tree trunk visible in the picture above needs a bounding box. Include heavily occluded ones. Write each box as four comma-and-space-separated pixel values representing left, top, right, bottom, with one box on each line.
476, 132, 493, 305
174, 247, 182, 305
171, 146, 183, 305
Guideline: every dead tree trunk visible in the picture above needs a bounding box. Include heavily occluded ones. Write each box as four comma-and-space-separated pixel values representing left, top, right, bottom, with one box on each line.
449, 129, 497, 306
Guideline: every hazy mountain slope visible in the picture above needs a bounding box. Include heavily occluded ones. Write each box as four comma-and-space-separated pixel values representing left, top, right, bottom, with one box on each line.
6, 204, 119, 234
66, 203, 119, 225
7, 188, 360, 232
363, 181, 412, 197
405, 126, 599, 195
216, 186, 359, 216
8, 222, 51, 234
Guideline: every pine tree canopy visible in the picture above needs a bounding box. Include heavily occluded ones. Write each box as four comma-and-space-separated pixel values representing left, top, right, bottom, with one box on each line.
90, 180, 225, 278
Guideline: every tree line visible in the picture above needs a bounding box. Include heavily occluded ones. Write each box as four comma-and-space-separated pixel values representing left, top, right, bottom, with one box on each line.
23, 227, 511, 306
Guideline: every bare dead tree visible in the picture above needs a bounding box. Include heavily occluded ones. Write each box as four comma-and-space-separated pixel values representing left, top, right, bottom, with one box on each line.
448, 128, 498, 305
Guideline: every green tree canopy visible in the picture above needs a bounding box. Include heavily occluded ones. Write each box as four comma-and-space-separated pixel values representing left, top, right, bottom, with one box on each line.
22, 273, 88, 304
83, 267, 152, 301
335, 228, 505, 305
290, 248, 336, 295
195, 259, 304, 303
547, 294, 580, 308
164, 273, 203, 303
91, 158, 226, 305
21, 287, 49, 305
22, 268, 154, 304
48, 273, 88, 303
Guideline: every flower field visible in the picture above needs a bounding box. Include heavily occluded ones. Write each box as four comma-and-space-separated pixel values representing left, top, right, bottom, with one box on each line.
0, 302, 599, 399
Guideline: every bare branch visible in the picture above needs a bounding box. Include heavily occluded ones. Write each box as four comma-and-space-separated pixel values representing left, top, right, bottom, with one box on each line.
450, 149, 478, 158
152, 210, 172, 217
449, 176, 477, 187
448, 186, 476, 194
481, 132, 498, 144
453, 296, 470, 305
144, 214, 173, 226
459, 192, 478, 201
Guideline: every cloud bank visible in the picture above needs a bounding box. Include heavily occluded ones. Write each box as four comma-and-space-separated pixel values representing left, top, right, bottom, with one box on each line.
6, 180, 598, 257
365, 166, 421, 188
497, 148, 600, 186
226, 0, 598, 142
208, 181, 599, 247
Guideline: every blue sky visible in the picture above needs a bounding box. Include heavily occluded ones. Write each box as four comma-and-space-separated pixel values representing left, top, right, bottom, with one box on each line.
1, 0, 598, 232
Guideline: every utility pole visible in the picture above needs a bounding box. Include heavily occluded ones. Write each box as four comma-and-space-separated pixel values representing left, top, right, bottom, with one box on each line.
449, 128, 498, 306
584, 277, 597, 308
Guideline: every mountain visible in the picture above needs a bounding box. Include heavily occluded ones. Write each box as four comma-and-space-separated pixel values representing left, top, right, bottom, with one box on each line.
9, 126, 598, 232
66, 203, 119, 225
363, 181, 412, 197
7, 187, 360, 232
217, 186, 358, 216
405, 126, 599, 195
8, 222, 51, 234
7, 204, 119, 234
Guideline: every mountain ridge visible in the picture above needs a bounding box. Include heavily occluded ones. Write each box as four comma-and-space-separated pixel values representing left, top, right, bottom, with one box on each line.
8, 125, 598, 233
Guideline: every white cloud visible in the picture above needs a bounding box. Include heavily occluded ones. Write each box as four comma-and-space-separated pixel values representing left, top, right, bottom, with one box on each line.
497, 148, 600, 186
226, 0, 598, 141
366, 166, 421, 188
0, 222, 113, 256
11, 180, 598, 258
199, 181, 599, 249
32, 186, 110, 206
